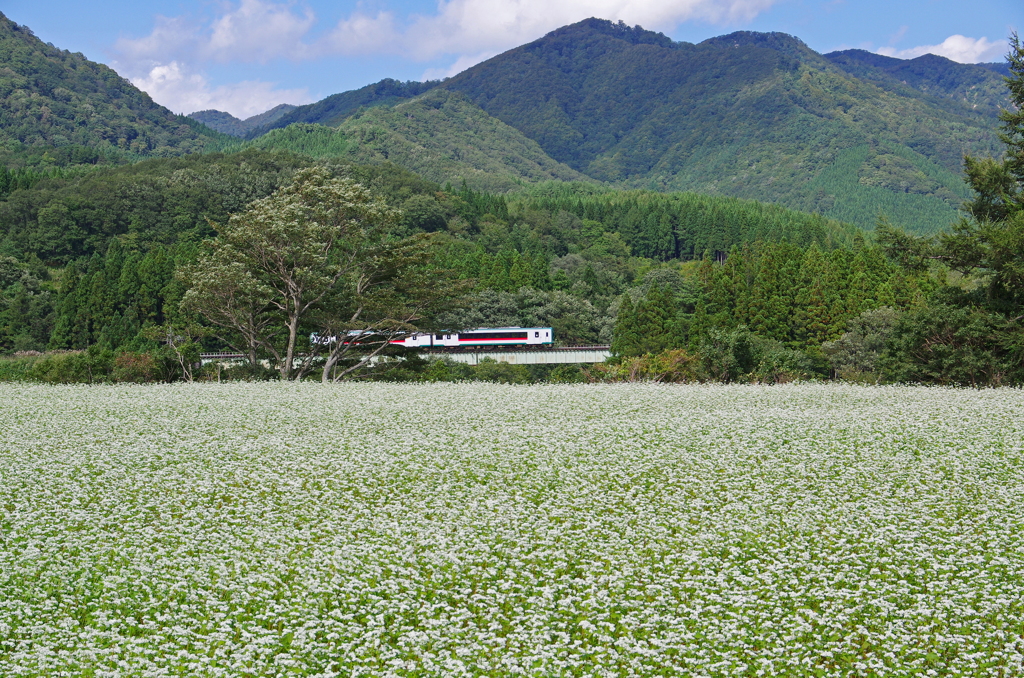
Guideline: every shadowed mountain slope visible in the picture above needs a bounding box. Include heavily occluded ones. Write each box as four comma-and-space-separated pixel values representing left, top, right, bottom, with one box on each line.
188, 104, 297, 137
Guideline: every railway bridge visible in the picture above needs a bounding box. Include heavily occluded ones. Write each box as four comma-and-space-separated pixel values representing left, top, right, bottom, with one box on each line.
200, 346, 612, 367
423, 346, 611, 365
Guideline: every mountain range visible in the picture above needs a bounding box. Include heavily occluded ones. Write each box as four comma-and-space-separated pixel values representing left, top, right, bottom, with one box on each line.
225, 19, 1009, 232
0, 11, 1013, 233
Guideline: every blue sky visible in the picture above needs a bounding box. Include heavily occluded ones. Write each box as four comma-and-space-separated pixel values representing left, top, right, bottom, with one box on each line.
3, 0, 1020, 118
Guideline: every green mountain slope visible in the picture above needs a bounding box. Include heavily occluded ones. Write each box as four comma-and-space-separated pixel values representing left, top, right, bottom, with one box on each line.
188, 104, 297, 137
437, 21, 1002, 232
240, 90, 587, 192
251, 79, 436, 137
825, 50, 1012, 116
0, 12, 227, 168
254, 19, 1005, 232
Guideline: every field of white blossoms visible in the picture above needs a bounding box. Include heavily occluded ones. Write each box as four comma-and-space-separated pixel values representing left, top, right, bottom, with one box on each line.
1, 382, 1023, 677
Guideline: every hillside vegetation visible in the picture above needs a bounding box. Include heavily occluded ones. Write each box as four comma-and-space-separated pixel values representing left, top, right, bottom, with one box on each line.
258, 19, 1005, 232
440, 22, 1001, 232
0, 12, 227, 168
825, 50, 1012, 115
237, 90, 587, 192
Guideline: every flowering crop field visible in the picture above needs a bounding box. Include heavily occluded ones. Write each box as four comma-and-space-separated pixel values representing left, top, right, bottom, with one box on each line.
1, 382, 1024, 677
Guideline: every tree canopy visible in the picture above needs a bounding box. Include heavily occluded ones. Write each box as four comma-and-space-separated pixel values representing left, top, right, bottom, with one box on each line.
180, 167, 464, 381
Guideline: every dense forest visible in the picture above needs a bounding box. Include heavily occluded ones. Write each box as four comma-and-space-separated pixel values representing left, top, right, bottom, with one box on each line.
232, 90, 587, 193
0, 147, 869, 358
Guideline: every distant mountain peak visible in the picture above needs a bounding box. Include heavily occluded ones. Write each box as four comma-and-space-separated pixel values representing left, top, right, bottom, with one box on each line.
188, 104, 298, 137
700, 31, 813, 58
543, 18, 681, 49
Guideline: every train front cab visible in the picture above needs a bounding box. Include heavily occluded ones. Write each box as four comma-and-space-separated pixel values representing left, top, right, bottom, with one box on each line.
526, 329, 552, 345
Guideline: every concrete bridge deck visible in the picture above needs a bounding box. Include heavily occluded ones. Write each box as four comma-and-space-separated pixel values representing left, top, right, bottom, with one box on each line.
200, 346, 612, 367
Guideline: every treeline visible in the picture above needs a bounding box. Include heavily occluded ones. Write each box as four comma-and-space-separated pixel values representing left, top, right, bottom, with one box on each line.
0, 155, 868, 362
614, 239, 928, 356
507, 183, 858, 259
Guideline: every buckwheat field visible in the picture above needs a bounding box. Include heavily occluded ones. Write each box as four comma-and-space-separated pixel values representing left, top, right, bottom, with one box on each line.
2, 382, 1023, 677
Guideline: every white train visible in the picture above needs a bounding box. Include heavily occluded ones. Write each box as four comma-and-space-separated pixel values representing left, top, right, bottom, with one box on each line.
313, 327, 554, 349
393, 327, 553, 348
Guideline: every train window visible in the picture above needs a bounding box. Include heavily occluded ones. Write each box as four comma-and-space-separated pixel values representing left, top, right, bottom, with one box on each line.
435, 334, 443, 340
534, 332, 540, 337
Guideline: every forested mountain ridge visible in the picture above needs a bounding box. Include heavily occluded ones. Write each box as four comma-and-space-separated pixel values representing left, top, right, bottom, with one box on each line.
251, 19, 1007, 233
188, 104, 297, 137
0, 12, 228, 168
235, 90, 588, 192
248, 79, 438, 137
824, 49, 1012, 115
438, 21, 1001, 232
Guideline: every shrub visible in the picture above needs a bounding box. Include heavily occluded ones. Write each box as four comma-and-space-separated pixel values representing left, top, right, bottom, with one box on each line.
28, 347, 113, 384
549, 364, 585, 383
879, 305, 1024, 386
472, 358, 531, 384
112, 352, 158, 383
586, 349, 701, 383
822, 307, 902, 383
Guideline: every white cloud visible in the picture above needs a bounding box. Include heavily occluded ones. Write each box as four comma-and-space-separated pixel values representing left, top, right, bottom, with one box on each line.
127, 61, 311, 118
877, 35, 1007, 63
321, 11, 400, 56
206, 0, 316, 62
115, 0, 316, 65
119, 0, 782, 66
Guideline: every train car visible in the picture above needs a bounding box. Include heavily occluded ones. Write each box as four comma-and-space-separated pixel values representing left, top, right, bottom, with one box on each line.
314, 327, 554, 349
390, 327, 553, 349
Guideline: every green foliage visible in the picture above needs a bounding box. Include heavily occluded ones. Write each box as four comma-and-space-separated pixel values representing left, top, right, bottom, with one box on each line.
0, 149, 312, 264
509, 182, 859, 260
587, 348, 702, 383
822, 306, 902, 382
111, 351, 158, 383
0, 352, 42, 380
800, 144, 971, 233
825, 49, 1012, 116
880, 304, 1024, 386
253, 79, 437, 135
871, 41, 1024, 387
697, 327, 823, 383
235, 91, 587, 192
0, 254, 53, 352
181, 167, 464, 381
610, 283, 681, 356
0, 12, 228, 169
470, 358, 532, 384
27, 345, 113, 383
